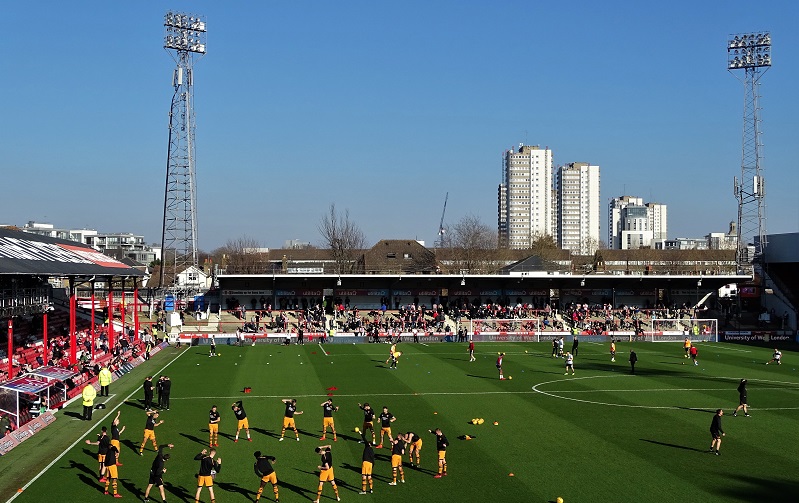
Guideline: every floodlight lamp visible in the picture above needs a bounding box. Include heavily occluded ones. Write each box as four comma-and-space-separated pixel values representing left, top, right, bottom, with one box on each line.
580, 278, 585, 287
697, 279, 702, 287
336, 276, 342, 287
460, 277, 466, 286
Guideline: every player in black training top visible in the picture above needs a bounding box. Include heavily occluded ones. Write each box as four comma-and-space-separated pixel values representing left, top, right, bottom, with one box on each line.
733, 379, 750, 417
358, 430, 375, 494
143, 443, 174, 503
194, 448, 222, 503
254, 450, 279, 502
209, 405, 221, 447
431, 427, 449, 478
358, 402, 376, 446
709, 409, 725, 455
85, 426, 111, 481
280, 398, 303, 441
313, 445, 340, 503
389, 433, 406, 485
232, 400, 251, 442
319, 398, 338, 441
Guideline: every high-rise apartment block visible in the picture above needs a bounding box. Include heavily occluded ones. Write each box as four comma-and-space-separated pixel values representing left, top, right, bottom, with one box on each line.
498, 145, 553, 249
556, 163, 601, 254
608, 196, 668, 249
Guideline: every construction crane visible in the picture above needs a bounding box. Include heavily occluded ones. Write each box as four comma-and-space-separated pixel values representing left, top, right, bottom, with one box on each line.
436, 192, 448, 248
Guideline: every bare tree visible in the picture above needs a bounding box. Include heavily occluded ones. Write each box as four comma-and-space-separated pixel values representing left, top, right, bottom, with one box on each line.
213, 236, 270, 274
447, 214, 500, 273
318, 204, 367, 273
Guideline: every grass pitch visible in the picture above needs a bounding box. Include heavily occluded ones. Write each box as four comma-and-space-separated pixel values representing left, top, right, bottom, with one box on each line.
2, 340, 798, 503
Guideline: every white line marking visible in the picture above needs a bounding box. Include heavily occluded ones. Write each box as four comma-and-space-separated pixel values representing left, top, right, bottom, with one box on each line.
710, 346, 752, 353
420, 343, 429, 347
6, 350, 188, 503
317, 343, 329, 356
532, 375, 799, 410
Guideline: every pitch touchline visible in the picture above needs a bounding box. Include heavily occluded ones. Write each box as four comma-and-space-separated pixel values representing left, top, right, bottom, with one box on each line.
6, 349, 190, 503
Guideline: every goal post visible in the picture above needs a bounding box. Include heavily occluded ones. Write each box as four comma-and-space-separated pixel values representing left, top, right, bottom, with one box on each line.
468, 318, 541, 340
647, 318, 718, 343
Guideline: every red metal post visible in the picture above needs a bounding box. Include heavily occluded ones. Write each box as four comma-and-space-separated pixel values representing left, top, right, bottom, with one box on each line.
107, 280, 114, 351
7, 320, 13, 378
42, 312, 48, 364
133, 283, 140, 341
69, 279, 77, 365
121, 278, 126, 341
90, 281, 96, 359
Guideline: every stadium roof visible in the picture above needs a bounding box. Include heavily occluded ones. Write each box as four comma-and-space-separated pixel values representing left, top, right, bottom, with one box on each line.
0, 227, 144, 277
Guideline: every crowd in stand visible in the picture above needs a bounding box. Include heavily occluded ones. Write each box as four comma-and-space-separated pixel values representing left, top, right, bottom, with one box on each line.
218, 294, 711, 341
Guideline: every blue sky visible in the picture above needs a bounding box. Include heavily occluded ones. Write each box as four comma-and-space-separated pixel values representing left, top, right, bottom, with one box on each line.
1, 1, 798, 251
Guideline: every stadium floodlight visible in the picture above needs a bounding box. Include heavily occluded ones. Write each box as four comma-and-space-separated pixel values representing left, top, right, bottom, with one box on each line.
159, 11, 206, 290
727, 32, 771, 70
727, 31, 771, 266
164, 11, 207, 54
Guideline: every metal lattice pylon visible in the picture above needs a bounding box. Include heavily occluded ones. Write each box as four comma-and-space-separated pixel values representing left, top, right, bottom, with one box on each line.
728, 32, 770, 266
160, 12, 206, 289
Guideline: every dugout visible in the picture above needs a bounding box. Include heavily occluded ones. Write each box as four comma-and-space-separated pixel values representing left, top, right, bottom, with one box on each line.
0, 376, 50, 429
24, 365, 77, 409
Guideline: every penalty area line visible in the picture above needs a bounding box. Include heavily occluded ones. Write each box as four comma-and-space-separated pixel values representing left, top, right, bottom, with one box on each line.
318, 343, 329, 356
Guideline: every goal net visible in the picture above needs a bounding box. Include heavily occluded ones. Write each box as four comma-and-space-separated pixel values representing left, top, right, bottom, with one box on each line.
468, 318, 541, 337
645, 318, 718, 343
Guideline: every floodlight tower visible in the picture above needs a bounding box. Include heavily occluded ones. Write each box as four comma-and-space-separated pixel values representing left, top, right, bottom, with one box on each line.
727, 32, 771, 267
159, 11, 207, 289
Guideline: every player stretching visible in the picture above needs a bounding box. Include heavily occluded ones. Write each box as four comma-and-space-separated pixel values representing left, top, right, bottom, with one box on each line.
103, 443, 122, 498
406, 431, 422, 467
377, 406, 396, 448
232, 400, 252, 442
733, 379, 750, 417
320, 398, 338, 441
683, 337, 691, 358
194, 448, 222, 503
468, 340, 476, 362
110, 412, 126, 466
564, 352, 575, 375
280, 398, 303, 441
313, 445, 340, 503
385, 342, 397, 364
139, 410, 163, 455
358, 402, 376, 445
253, 451, 279, 502
497, 352, 505, 380
143, 444, 174, 503
388, 433, 406, 485
85, 426, 110, 481
610, 339, 616, 362
766, 349, 782, 365
209, 405, 221, 447
357, 428, 375, 494
430, 428, 449, 478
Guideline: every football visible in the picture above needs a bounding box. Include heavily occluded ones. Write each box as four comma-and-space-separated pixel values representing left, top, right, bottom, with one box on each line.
557, 498, 564, 503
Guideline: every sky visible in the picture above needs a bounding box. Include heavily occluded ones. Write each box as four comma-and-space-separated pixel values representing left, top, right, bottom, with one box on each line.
1, 1, 798, 252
